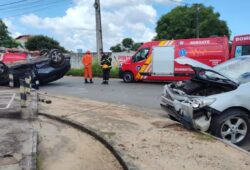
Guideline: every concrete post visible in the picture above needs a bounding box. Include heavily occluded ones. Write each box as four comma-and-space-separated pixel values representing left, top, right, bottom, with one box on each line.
9, 73, 14, 88
94, 0, 103, 62
20, 73, 38, 120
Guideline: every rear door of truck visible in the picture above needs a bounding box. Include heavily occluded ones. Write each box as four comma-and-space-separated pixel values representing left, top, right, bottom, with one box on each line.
151, 46, 175, 76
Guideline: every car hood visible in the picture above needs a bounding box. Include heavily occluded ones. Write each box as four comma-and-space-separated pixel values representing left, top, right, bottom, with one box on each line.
175, 57, 238, 84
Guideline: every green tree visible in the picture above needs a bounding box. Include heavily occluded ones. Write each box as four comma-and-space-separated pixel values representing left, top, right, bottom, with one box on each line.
0, 20, 19, 48
25, 35, 67, 52
110, 43, 122, 52
155, 4, 230, 40
122, 38, 134, 48
110, 38, 141, 52
131, 42, 141, 51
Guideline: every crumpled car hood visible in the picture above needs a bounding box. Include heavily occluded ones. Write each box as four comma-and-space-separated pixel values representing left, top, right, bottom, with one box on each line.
175, 57, 238, 84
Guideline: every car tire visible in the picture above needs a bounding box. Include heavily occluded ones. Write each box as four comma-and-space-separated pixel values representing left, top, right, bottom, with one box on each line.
123, 72, 134, 83
49, 49, 65, 67
210, 109, 250, 145
0, 61, 8, 76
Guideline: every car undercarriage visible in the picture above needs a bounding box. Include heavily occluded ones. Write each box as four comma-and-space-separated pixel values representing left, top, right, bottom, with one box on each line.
0, 49, 70, 87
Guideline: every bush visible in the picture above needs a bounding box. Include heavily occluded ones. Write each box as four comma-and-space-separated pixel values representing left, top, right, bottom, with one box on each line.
66, 58, 119, 78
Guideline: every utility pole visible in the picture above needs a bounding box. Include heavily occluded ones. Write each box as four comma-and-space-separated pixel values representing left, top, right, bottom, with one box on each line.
94, 0, 103, 62
195, 4, 200, 38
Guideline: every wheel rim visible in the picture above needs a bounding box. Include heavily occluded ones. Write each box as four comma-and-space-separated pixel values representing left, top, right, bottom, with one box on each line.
0, 63, 5, 74
124, 74, 132, 82
220, 116, 247, 144
51, 51, 62, 63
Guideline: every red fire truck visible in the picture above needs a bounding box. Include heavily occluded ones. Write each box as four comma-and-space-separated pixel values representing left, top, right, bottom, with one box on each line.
0, 48, 41, 64
231, 34, 250, 58
0, 48, 30, 63
119, 35, 250, 82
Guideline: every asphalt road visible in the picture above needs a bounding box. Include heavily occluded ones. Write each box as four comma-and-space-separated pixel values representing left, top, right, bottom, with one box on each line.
40, 76, 166, 113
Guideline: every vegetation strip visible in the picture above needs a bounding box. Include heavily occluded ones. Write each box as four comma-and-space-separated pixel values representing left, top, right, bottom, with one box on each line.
38, 112, 129, 170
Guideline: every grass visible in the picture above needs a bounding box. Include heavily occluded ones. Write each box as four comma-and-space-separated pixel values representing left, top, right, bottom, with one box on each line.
67, 59, 119, 78
36, 153, 43, 170
194, 132, 215, 142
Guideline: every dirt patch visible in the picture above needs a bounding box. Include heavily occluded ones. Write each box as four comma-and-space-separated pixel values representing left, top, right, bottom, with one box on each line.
39, 94, 250, 170
33, 117, 122, 170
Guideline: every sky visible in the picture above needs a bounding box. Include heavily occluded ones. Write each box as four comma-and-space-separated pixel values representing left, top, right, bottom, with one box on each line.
1, 0, 250, 52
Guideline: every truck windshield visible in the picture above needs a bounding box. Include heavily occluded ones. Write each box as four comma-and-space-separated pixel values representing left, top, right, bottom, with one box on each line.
132, 48, 149, 62
235, 45, 250, 57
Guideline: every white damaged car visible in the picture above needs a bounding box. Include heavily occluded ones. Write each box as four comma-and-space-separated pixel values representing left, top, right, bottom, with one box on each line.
161, 56, 250, 145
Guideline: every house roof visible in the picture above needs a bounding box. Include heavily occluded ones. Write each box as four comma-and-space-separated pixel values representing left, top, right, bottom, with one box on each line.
15, 35, 32, 40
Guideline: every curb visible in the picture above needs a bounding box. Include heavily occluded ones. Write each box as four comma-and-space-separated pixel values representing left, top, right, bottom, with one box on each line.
200, 131, 250, 156
38, 112, 129, 170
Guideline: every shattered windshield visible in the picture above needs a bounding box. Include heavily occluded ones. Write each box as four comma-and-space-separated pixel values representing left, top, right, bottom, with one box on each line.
215, 56, 250, 84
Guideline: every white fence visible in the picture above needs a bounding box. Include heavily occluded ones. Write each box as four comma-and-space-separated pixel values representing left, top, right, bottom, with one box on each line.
69, 51, 135, 69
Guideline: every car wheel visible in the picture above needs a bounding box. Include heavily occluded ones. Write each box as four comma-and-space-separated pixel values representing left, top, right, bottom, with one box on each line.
0, 62, 7, 76
123, 72, 134, 83
49, 49, 65, 67
211, 109, 250, 145
40, 49, 50, 57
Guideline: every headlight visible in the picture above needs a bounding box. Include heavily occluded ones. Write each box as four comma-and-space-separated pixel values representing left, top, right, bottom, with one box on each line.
190, 98, 216, 108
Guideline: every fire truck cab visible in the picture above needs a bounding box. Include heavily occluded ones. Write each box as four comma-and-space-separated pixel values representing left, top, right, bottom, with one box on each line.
120, 36, 231, 82
231, 34, 250, 58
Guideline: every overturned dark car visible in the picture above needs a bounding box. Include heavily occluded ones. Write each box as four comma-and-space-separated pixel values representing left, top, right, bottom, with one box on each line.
0, 49, 70, 87
161, 56, 250, 145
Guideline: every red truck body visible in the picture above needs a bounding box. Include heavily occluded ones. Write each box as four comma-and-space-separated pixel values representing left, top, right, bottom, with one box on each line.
0, 48, 40, 63
1, 52, 28, 63
231, 34, 250, 58
0, 48, 29, 63
120, 36, 232, 82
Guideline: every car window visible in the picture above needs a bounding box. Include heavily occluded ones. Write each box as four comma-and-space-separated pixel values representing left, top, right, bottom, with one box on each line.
235, 45, 250, 57
133, 48, 149, 62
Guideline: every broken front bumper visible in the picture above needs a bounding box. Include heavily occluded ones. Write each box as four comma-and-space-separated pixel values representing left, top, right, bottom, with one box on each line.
160, 86, 211, 131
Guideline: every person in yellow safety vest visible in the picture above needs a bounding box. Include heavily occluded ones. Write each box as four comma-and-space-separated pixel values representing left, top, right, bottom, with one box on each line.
82, 50, 93, 83
100, 52, 112, 84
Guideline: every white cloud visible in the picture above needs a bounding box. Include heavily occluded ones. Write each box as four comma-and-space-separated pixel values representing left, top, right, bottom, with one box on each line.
3, 19, 22, 38
19, 0, 180, 51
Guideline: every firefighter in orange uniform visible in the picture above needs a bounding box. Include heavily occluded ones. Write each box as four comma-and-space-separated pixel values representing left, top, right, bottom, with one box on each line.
82, 50, 93, 83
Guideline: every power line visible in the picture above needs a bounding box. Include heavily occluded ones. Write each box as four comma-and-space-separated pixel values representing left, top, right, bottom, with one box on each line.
0, 0, 69, 13
1, 1, 69, 19
0, 0, 30, 7
0, 0, 41, 10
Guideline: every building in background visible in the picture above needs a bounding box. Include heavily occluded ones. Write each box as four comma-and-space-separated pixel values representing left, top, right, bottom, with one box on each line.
15, 35, 32, 47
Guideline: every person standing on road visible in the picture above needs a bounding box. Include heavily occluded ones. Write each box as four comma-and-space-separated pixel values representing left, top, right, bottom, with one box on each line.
100, 52, 112, 84
82, 50, 93, 83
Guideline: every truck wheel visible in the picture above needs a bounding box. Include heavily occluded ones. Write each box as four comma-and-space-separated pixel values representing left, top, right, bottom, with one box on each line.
123, 72, 134, 83
0, 62, 7, 76
49, 49, 65, 67
210, 109, 250, 145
